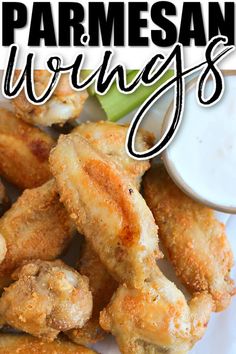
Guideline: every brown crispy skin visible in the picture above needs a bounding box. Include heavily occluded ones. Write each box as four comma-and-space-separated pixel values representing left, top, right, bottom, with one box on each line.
0, 260, 93, 342
73, 121, 154, 189
0, 334, 97, 353
66, 243, 117, 345
0, 180, 75, 288
0, 108, 54, 189
143, 164, 235, 311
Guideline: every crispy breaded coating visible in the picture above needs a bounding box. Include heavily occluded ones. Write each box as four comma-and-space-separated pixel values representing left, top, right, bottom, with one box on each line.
0, 180, 75, 288
49, 133, 213, 353
73, 121, 154, 189
143, 164, 235, 312
13, 71, 88, 126
49, 133, 160, 288
0, 333, 95, 354
0, 179, 10, 217
0, 333, 97, 354
66, 243, 117, 345
0, 260, 93, 341
0, 108, 54, 189
100, 283, 213, 354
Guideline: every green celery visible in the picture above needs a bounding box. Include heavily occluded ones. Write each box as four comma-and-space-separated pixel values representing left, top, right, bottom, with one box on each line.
96, 70, 174, 122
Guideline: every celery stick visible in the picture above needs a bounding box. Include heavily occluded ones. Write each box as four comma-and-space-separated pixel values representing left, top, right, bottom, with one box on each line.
97, 70, 174, 122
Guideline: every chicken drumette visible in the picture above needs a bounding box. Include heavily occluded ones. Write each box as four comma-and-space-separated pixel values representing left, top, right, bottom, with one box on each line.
0, 260, 93, 341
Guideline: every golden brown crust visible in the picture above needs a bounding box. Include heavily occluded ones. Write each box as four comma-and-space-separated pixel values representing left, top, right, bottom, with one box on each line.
100, 283, 213, 354
0, 180, 75, 288
0, 260, 93, 341
66, 242, 117, 345
143, 164, 235, 311
189, 292, 214, 342
13, 71, 88, 127
0, 108, 54, 189
0, 333, 97, 353
49, 133, 159, 288
73, 121, 154, 189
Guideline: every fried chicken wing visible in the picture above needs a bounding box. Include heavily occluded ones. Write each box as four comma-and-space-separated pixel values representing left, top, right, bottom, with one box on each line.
49, 133, 160, 288
143, 164, 234, 311
0, 108, 54, 189
0, 180, 75, 288
0, 260, 93, 341
66, 122, 153, 344
49, 133, 213, 353
13, 71, 88, 126
100, 283, 213, 354
73, 121, 154, 189
0, 334, 97, 354
66, 242, 117, 345
0, 179, 10, 217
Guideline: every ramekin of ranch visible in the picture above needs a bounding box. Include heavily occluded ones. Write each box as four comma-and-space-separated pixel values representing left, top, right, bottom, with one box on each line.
162, 71, 236, 214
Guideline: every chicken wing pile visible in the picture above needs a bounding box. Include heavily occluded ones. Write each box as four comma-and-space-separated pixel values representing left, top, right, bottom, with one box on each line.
0, 72, 234, 353
50, 133, 215, 354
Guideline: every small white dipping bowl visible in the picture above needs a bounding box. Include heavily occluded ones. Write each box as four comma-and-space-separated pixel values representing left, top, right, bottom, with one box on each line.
162, 71, 236, 213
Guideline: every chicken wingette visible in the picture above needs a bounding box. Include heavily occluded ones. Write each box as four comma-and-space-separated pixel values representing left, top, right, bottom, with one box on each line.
66, 121, 153, 344
143, 164, 235, 311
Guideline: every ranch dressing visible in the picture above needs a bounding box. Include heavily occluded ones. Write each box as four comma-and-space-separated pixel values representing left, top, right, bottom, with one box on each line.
164, 74, 236, 211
